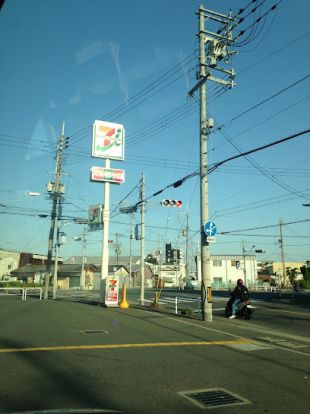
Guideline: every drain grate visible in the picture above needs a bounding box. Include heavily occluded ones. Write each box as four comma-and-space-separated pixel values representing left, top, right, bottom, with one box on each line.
179, 388, 251, 409
80, 329, 109, 335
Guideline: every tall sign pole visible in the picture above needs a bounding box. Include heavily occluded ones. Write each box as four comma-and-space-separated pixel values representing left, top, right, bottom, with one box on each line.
91, 120, 125, 304
101, 158, 111, 298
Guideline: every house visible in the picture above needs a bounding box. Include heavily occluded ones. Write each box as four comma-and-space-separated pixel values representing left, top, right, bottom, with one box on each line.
10, 263, 97, 289
0, 249, 62, 280
0, 249, 20, 279
265, 261, 305, 287
194, 254, 258, 288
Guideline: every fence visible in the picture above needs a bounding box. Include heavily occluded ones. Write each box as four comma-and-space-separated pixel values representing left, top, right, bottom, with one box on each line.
0, 287, 25, 300
149, 294, 202, 318
24, 287, 43, 300
0, 287, 43, 300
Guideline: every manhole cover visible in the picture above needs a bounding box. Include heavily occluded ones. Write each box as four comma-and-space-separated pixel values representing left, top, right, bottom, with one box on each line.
179, 388, 251, 409
80, 329, 109, 335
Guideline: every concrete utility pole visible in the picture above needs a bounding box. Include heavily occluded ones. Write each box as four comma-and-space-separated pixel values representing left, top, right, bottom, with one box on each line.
80, 226, 87, 289
198, 6, 212, 321
52, 201, 63, 300
129, 213, 134, 288
189, 5, 236, 321
279, 219, 286, 291
242, 241, 247, 285
185, 206, 189, 282
140, 173, 145, 305
44, 123, 67, 300
119, 205, 137, 288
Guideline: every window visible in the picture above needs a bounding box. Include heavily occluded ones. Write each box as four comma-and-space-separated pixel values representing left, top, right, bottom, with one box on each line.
214, 277, 223, 283
213, 260, 222, 267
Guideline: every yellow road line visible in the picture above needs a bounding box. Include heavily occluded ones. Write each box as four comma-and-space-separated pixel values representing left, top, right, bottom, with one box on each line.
0, 339, 255, 354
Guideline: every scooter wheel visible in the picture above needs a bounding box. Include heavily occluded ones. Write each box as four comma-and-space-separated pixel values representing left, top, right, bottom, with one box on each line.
244, 311, 252, 320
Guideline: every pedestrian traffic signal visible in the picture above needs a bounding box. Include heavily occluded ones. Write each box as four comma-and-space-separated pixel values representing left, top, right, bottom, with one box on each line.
160, 199, 182, 207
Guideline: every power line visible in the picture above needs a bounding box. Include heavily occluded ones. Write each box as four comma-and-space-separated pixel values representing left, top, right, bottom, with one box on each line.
128, 127, 310, 208
69, 51, 198, 143
218, 218, 310, 235
208, 128, 310, 175
217, 73, 310, 130
217, 125, 310, 200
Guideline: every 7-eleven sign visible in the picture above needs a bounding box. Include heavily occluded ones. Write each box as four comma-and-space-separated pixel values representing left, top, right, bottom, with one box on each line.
92, 120, 125, 160
105, 276, 119, 307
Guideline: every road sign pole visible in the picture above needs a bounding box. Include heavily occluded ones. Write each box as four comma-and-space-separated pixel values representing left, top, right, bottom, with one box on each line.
101, 159, 110, 300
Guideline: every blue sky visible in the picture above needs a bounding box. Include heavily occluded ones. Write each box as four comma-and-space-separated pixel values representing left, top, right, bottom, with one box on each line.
0, 0, 310, 268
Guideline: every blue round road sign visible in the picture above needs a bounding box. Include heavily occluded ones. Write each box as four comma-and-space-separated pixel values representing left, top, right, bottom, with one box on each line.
204, 221, 217, 237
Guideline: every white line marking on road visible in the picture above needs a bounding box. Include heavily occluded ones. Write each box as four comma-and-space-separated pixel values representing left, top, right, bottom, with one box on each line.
135, 308, 310, 357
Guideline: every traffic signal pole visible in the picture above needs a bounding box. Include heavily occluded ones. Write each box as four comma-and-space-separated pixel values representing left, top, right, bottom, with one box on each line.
198, 6, 212, 322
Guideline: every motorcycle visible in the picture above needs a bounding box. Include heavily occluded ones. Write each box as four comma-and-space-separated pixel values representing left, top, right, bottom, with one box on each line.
225, 295, 254, 320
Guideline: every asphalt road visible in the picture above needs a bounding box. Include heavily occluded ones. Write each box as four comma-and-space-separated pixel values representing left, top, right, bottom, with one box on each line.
0, 292, 309, 414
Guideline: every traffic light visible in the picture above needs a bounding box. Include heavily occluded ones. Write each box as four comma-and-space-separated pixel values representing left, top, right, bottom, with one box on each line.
160, 199, 182, 207
255, 249, 264, 253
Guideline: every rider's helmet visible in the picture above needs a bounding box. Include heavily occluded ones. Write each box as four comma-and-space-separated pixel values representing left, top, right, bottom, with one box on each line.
237, 278, 243, 286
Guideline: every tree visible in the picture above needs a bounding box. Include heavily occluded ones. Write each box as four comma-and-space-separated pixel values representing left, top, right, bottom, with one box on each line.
286, 267, 299, 287
300, 266, 310, 289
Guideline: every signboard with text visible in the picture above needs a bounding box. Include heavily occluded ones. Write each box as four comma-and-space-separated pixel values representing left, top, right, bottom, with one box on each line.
90, 166, 125, 184
105, 275, 119, 307
92, 120, 125, 160
88, 204, 103, 231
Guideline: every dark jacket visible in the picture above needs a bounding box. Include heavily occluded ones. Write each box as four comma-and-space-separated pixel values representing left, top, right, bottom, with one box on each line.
232, 285, 249, 301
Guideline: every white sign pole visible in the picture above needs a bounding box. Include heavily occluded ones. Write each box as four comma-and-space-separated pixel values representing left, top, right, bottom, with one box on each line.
101, 158, 111, 301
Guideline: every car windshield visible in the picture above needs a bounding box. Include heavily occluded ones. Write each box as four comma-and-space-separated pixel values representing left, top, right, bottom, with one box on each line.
1, 1, 310, 413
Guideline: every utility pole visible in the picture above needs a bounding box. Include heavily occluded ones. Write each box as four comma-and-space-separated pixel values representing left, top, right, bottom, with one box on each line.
80, 225, 87, 289
119, 205, 137, 288
44, 123, 68, 300
279, 219, 286, 292
189, 5, 236, 321
115, 232, 120, 265
140, 173, 145, 305
198, 6, 212, 322
129, 213, 133, 288
52, 201, 63, 300
242, 241, 247, 285
185, 206, 189, 282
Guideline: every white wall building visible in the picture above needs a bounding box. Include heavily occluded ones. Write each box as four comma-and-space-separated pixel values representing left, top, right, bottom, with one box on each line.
197, 254, 258, 288
0, 249, 20, 279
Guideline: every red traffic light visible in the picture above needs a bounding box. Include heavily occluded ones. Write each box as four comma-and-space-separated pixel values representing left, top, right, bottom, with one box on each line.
160, 200, 182, 208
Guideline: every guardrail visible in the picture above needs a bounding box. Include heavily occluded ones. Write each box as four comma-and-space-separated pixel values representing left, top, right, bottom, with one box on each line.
250, 286, 278, 292
0, 287, 25, 300
174, 296, 202, 315
24, 287, 43, 300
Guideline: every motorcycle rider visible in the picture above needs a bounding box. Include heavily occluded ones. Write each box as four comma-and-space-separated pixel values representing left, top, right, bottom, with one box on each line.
229, 278, 249, 319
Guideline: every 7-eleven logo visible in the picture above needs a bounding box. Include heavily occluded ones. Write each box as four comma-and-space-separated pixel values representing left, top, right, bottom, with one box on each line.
96, 125, 122, 152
